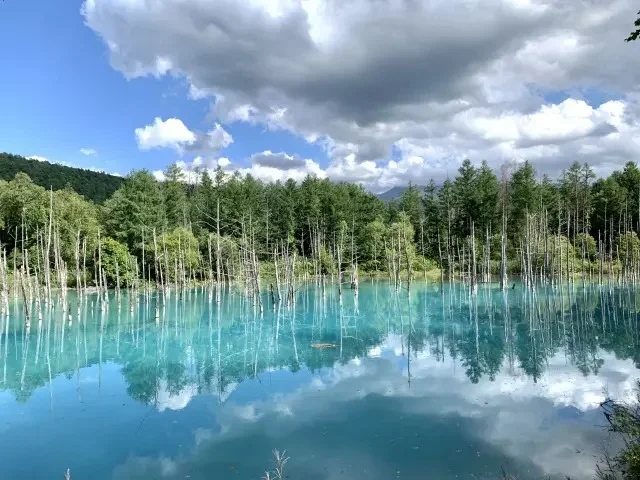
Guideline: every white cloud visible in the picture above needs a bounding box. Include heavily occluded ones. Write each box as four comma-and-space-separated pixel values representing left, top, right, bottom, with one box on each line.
154, 150, 326, 185
206, 123, 234, 151
148, 92, 640, 190
28, 155, 51, 163
85, 0, 640, 188
238, 151, 326, 183
79, 148, 97, 156
109, 332, 636, 480
156, 379, 198, 412
152, 157, 231, 183
136, 117, 234, 161
135, 117, 196, 152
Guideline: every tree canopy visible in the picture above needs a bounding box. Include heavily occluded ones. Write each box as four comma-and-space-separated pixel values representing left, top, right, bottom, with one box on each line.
627, 10, 640, 42
0, 152, 123, 203
2, 155, 640, 286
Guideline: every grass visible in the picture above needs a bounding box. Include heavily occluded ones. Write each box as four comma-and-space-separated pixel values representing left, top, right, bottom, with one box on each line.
262, 449, 289, 480
594, 382, 640, 480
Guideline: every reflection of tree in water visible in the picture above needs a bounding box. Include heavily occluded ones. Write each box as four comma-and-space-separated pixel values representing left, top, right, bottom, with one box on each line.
3, 282, 640, 403
165, 361, 188, 396
122, 360, 157, 405
515, 321, 545, 383
457, 327, 484, 384
482, 329, 505, 381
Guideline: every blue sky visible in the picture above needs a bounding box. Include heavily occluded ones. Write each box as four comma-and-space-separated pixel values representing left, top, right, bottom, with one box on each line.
0, 0, 637, 190
0, 0, 327, 176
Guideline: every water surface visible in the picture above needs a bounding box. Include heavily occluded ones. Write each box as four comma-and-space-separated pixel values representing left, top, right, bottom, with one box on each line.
0, 282, 638, 479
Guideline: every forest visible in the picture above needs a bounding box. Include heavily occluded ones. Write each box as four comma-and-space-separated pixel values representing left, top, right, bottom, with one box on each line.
0, 153, 123, 203
2, 155, 640, 304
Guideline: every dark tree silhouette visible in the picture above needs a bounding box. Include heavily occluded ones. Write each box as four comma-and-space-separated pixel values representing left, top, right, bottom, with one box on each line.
626, 10, 640, 42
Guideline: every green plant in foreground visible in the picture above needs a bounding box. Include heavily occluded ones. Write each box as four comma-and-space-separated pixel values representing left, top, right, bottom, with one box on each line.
597, 381, 640, 479
263, 449, 289, 480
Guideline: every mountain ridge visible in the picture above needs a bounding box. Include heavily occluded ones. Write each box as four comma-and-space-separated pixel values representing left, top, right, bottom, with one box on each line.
0, 152, 124, 203
376, 185, 427, 202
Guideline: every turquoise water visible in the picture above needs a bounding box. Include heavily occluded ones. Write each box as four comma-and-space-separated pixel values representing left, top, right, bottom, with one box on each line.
0, 282, 638, 479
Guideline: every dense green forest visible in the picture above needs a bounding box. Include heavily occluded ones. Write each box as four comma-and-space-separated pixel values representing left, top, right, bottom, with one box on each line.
2, 155, 640, 293
0, 153, 123, 203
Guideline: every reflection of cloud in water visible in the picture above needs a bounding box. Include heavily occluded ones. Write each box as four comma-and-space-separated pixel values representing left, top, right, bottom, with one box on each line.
113, 456, 178, 479
379, 333, 638, 411
115, 333, 635, 479
156, 379, 198, 412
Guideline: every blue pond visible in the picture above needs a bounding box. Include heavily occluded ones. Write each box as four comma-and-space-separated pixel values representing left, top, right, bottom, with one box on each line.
0, 282, 637, 479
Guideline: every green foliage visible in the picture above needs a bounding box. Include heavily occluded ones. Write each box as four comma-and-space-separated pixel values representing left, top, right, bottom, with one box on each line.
508, 161, 538, 239
386, 212, 416, 267
101, 237, 135, 287
160, 227, 200, 281
626, 10, 640, 42
561, 162, 595, 237
197, 232, 240, 279
398, 183, 423, 243
103, 170, 165, 253
598, 383, 640, 479
0, 152, 122, 203
592, 177, 627, 236
191, 169, 217, 235
453, 159, 480, 237
362, 218, 386, 271
575, 233, 597, 260
531, 234, 575, 268
0, 173, 48, 241
617, 232, 640, 264
53, 186, 100, 264
162, 163, 188, 228
3, 148, 640, 284
475, 160, 500, 235
319, 246, 335, 274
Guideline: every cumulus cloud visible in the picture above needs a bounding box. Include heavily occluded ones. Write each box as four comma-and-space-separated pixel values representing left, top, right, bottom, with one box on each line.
28, 155, 52, 163
252, 151, 306, 170
110, 333, 635, 480
155, 150, 325, 185
135, 117, 197, 152
152, 157, 232, 183
79, 148, 97, 156
135, 117, 234, 161
238, 150, 326, 183
85, 0, 640, 189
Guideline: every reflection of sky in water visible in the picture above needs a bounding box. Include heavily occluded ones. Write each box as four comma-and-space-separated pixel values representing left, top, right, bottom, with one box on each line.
0, 283, 637, 479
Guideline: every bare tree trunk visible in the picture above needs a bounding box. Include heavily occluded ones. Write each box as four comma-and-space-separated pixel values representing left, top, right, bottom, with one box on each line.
75, 231, 81, 296
471, 221, 477, 294
98, 228, 104, 308
19, 266, 30, 329
46, 187, 53, 302
437, 232, 444, 289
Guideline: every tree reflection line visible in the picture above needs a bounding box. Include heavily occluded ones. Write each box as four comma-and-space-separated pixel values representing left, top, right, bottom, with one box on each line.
0, 281, 639, 405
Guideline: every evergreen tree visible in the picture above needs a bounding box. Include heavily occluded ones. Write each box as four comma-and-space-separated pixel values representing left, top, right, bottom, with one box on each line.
163, 163, 187, 229
475, 160, 500, 236
453, 159, 479, 237
399, 182, 424, 243
103, 170, 165, 254
509, 161, 538, 240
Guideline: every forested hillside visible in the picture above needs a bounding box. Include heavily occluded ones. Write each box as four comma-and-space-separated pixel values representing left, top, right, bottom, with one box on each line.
0, 153, 123, 203
2, 157, 640, 294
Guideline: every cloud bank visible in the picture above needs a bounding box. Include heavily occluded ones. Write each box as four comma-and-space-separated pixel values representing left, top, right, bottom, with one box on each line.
84, 0, 640, 190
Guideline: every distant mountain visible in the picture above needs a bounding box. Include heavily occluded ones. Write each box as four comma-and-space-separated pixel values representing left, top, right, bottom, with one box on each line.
0, 153, 124, 204
376, 185, 426, 202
